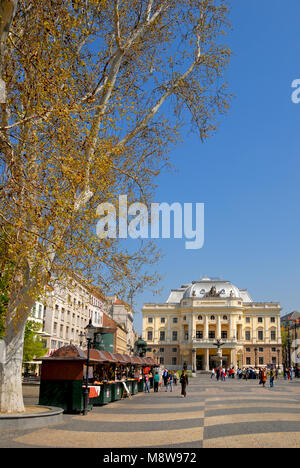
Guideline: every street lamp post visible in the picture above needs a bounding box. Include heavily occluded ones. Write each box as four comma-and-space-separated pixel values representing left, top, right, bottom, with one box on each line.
213, 339, 224, 368
277, 349, 280, 370
83, 319, 96, 416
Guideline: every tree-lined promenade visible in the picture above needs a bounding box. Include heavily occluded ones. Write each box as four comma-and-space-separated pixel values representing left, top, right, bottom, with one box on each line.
0, 0, 232, 413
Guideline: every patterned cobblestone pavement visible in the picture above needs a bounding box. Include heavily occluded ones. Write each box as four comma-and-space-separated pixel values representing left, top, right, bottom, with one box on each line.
1, 376, 300, 448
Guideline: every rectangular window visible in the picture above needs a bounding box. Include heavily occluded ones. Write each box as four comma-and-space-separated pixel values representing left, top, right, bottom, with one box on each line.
246, 347, 251, 352
38, 304, 43, 319
159, 348, 164, 353
54, 305, 59, 319
172, 331, 178, 341
53, 322, 57, 335
258, 330, 263, 341
172, 348, 177, 353
196, 331, 203, 339
208, 330, 215, 339
245, 317, 250, 323
270, 317, 275, 323
147, 331, 153, 341
245, 331, 251, 341
160, 317, 165, 323
258, 317, 263, 323
271, 331, 276, 340
272, 347, 276, 352
173, 317, 178, 323
259, 357, 264, 365
159, 357, 164, 365
272, 356, 277, 364
246, 357, 251, 365
184, 331, 189, 340
160, 331, 165, 341
221, 331, 227, 339
259, 347, 264, 352
172, 357, 177, 365
148, 317, 153, 323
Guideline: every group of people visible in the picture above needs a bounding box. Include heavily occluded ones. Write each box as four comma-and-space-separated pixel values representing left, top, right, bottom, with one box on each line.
144, 368, 189, 397
283, 366, 295, 380
210, 365, 297, 388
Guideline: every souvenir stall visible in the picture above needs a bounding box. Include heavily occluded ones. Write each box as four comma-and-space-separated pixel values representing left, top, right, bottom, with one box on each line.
38, 345, 101, 414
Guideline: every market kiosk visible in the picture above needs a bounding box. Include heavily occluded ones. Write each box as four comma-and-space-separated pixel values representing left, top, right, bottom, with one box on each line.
38, 345, 101, 413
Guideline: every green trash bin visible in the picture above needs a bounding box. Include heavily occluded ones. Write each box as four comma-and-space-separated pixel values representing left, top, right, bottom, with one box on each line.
126, 380, 133, 395
131, 379, 138, 395
138, 378, 145, 392
92, 383, 112, 406
111, 382, 122, 401
39, 379, 88, 413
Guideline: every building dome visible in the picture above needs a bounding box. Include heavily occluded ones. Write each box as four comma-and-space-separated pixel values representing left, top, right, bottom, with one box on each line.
166, 277, 253, 303
182, 278, 241, 299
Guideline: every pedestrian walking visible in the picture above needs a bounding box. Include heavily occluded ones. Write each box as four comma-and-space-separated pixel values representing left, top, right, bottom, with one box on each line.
180, 370, 189, 397
144, 374, 150, 393
216, 368, 220, 381
166, 371, 174, 392
163, 368, 169, 387
269, 368, 275, 388
261, 369, 267, 388
154, 372, 160, 392
211, 368, 215, 379
290, 366, 294, 380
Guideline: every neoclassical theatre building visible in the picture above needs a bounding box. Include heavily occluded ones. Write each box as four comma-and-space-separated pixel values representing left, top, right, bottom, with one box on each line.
142, 277, 282, 370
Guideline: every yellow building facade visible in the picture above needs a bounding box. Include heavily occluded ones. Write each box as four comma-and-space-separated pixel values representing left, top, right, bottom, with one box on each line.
142, 278, 282, 370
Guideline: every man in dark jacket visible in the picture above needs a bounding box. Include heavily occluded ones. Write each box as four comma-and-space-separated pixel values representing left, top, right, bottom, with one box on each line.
180, 370, 189, 397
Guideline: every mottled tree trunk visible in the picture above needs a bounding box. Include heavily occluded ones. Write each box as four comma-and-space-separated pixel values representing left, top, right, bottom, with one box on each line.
0, 322, 26, 413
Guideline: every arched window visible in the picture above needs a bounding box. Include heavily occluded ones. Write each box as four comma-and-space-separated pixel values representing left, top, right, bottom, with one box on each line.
223, 315, 228, 320
210, 315, 215, 320
198, 315, 203, 320
270, 328, 276, 341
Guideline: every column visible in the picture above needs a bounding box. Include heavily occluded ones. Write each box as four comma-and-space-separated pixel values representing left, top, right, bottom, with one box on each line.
192, 349, 196, 373
252, 316, 256, 344
188, 314, 192, 343
167, 313, 171, 343
229, 315, 233, 340
204, 315, 208, 340
205, 348, 209, 371
277, 316, 281, 344
232, 316, 236, 340
264, 316, 268, 343
217, 315, 221, 339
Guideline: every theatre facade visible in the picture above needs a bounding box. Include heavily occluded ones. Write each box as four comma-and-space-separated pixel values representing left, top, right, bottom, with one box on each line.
142, 278, 282, 371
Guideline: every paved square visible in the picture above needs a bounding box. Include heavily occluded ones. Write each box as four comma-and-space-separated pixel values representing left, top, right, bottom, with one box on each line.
1, 376, 300, 448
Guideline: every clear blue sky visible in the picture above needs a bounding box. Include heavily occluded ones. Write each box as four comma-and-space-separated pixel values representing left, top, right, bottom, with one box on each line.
129, 0, 300, 334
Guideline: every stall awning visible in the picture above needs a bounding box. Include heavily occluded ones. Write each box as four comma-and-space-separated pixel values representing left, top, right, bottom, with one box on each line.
84, 349, 107, 363
122, 354, 133, 364
113, 353, 129, 364
100, 351, 118, 363
144, 357, 156, 366
130, 356, 143, 365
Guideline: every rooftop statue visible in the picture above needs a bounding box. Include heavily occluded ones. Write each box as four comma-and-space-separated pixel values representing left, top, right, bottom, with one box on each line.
205, 285, 221, 297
